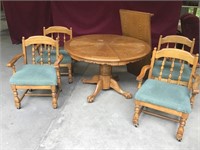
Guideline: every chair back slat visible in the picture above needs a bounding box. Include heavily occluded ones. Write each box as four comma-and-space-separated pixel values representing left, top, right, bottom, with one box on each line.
51, 33, 53, 39
167, 58, 175, 82
166, 43, 169, 48
181, 44, 185, 50
32, 45, 36, 64
47, 45, 51, 65
174, 43, 177, 48
156, 49, 195, 64
57, 33, 59, 39
177, 61, 185, 84
39, 45, 44, 65
63, 34, 66, 45
158, 57, 166, 80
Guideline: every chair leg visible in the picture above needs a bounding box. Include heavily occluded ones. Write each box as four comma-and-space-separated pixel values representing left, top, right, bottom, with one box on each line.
11, 85, 21, 109
133, 102, 141, 127
57, 71, 62, 92
190, 94, 196, 108
68, 64, 73, 84
176, 113, 188, 141
51, 86, 57, 109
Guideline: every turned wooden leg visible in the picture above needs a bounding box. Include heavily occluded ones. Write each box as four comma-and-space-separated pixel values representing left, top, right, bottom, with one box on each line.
58, 76, 62, 92
11, 85, 21, 109
110, 78, 132, 99
87, 79, 103, 103
82, 75, 99, 84
133, 102, 141, 127
51, 86, 57, 109
190, 94, 195, 109
56, 68, 62, 92
176, 113, 188, 141
68, 64, 73, 84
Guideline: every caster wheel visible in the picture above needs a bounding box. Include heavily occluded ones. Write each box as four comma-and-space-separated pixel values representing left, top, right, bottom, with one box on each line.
68, 78, 73, 84
177, 138, 182, 142
134, 124, 139, 127
52, 104, 58, 109
176, 135, 182, 142
16, 106, 21, 109
16, 104, 21, 109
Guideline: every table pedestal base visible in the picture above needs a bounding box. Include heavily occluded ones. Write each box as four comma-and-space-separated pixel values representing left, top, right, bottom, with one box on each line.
82, 64, 132, 102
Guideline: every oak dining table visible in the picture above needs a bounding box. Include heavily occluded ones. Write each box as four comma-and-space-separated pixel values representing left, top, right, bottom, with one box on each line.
64, 34, 151, 102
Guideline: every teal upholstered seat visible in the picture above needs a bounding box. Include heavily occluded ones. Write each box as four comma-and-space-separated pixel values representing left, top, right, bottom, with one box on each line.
10, 64, 57, 86
152, 60, 191, 81
135, 79, 191, 113
36, 49, 72, 64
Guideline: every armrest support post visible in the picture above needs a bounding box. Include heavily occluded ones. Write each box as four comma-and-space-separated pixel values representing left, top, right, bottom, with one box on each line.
136, 65, 151, 89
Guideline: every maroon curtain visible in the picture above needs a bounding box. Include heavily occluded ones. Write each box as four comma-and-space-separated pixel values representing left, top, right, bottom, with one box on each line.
3, 1, 182, 48
3, 1, 53, 44
51, 1, 123, 36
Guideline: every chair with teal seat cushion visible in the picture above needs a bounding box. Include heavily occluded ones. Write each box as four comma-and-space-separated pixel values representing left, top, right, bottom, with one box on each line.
133, 48, 199, 141
7, 36, 63, 109
152, 35, 195, 86
43, 26, 73, 83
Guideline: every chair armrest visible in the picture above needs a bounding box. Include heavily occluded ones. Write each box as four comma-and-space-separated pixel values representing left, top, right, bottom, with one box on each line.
192, 74, 200, 94
136, 65, 151, 81
7, 53, 24, 67
54, 54, 63, 69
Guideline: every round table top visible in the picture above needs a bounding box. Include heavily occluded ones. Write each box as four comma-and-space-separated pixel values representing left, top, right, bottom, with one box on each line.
65, 34, 151, 66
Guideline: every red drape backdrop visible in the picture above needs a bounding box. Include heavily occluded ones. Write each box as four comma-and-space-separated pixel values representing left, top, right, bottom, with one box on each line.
3, 1, 182, 48
3, 1, 53, 44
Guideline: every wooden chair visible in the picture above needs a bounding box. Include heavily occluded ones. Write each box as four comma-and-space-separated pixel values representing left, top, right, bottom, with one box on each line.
133, 48, 199, 141
119, 9, 153, 76
7, 36, 63, 109
152, 35, 196, 87
43, 26, 73, 83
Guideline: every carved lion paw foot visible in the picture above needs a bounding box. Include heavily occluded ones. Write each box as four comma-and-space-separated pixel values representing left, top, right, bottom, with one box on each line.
123, 92, 132, 99
87, 95, 95, 103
